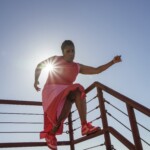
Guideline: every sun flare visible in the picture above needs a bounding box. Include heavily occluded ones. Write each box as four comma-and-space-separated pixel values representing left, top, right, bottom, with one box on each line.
45, 63, 55, 72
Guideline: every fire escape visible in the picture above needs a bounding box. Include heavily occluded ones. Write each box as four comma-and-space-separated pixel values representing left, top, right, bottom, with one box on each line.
0, 82, 149, 150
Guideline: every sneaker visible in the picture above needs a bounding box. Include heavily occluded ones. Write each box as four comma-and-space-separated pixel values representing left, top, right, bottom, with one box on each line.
45, 134, 57, 150
81, 122, 100, 136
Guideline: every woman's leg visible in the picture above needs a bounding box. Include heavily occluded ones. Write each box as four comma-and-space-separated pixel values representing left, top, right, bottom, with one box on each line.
49, 89, 99, 136
74, 90, 87, 124
49, 93, 73, 134
74, 89, 100, 136
57, 89, 87, 126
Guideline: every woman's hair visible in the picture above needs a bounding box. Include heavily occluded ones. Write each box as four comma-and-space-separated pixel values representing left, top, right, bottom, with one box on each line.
61, 40, 75, 52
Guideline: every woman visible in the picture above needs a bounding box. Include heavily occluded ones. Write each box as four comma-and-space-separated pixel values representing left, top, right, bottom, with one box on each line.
34, 40, 122, 150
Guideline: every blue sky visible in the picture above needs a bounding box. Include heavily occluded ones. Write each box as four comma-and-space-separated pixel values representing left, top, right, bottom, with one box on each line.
0, 0, 149, 150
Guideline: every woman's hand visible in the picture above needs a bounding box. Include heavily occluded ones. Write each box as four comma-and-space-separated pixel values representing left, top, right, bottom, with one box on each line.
112, 55, 122, 64
34, 81, 41, 92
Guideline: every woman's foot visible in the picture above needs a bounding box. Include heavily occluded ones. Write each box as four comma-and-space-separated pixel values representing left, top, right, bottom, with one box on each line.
45, 134, 57, 150
45, 123, 61, 150
81, 122, 100, 136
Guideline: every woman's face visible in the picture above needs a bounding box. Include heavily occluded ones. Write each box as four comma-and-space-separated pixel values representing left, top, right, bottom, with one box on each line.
63, 45, 75, 62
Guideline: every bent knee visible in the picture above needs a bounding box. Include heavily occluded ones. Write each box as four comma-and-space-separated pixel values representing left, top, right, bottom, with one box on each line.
67, 89, 81, 103
67, 91, 76, 103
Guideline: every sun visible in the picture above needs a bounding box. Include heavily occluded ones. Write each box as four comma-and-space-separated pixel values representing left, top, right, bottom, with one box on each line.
45, 63, 55, 72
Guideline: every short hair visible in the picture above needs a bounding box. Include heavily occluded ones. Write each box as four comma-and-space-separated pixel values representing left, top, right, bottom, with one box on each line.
61, 40, 75, 52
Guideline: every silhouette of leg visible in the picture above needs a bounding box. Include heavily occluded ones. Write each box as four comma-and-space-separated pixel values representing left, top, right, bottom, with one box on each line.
74, 89, 87, 123
74, 89, 100, 136
49, 92, 74, 134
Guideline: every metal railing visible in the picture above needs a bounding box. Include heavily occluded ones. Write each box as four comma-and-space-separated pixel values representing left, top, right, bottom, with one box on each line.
0, 81, 149, 150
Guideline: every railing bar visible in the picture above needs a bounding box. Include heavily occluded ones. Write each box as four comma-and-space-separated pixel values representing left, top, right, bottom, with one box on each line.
0, 132, 42, 133
72, 106, 99, 122
138, 122, 150, 132
71, 95, 97, 113
91, 116, 102, 122
73, 126, 81, 131
95, 82, 150, 116
104, 99, 128, 116
140, 137, 150, 146
72, 117, 79, 122
0, 141, 70, 147
71, 109, 77, 114
0, 122, 43, 124
105, 99, 150, 132
0, 112, 43, 115
97, 88, 112, 149
107, 111, 131, 132
0, 99, 42, 106
86, 95, 98, 104
87, 105, 99, 114
108, 127, 136, 149
0, 132, 69, 135
83, 143, 105, 150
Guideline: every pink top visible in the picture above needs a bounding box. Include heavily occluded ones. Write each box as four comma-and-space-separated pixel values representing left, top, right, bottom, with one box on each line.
45, 56, 80, 85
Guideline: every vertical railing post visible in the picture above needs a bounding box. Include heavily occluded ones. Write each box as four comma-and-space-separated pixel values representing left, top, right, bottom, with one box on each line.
97, 87, 111, 150
126, 104, 143, 150
68, 112, 75, 150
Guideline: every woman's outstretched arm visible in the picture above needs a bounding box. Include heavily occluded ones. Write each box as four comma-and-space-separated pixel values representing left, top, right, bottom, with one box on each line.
79, 55, 122, 75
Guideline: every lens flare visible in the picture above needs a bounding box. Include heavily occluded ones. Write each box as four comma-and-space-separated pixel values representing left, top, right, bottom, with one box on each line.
45, 63, 55, 72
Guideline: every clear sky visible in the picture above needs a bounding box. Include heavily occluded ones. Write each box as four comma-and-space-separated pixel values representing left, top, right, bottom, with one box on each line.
0, 0, 149, 150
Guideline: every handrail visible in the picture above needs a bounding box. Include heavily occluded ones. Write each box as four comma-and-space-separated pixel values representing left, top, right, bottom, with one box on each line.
94, 81, 150, 116
0, 81, 149, 149
83, 81, 149, 150
84, 81, 149, 116
108, 127, 135, 150
0, 141, 70, 148
0, 99, 42, 106
0, 82, 148, 115
2, 82, 148, 116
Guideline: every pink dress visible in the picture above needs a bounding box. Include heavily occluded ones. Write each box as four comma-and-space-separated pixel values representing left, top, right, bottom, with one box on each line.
40, 56, 85, 139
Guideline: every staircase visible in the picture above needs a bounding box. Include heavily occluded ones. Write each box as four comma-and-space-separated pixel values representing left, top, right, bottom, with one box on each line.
0, 82, 149, 150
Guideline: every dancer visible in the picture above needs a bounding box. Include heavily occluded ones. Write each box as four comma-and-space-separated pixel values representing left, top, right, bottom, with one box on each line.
34, 40, 122, 149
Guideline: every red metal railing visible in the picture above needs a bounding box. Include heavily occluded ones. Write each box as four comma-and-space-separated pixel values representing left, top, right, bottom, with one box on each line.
0, 81, 149, 150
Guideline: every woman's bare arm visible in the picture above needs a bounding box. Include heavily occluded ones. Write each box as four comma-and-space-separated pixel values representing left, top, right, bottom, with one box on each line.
34, 57, 52, 91
79, 55, 122, 75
